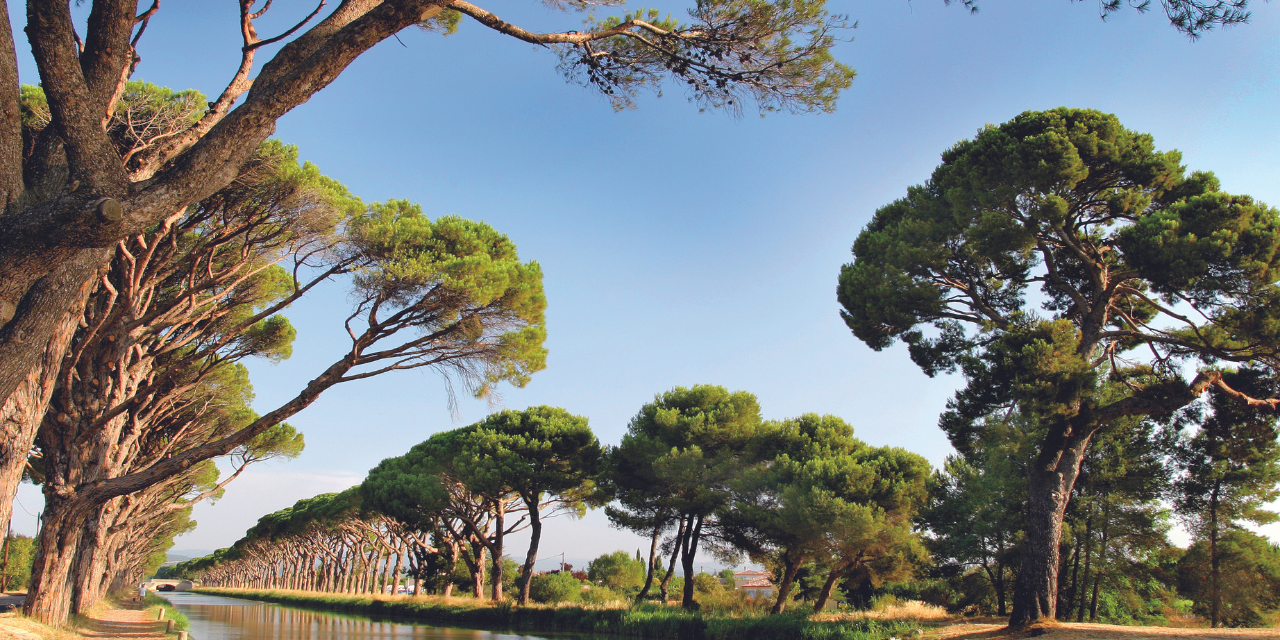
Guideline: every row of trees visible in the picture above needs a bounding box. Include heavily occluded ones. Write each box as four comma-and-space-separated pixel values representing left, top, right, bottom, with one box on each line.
8, 82, 548, 624
174, 386, 933, 615
837, 107, 1280, 625
171, 375, 1280, 625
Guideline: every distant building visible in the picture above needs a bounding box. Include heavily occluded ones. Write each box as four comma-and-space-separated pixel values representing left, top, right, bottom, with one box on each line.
731, 569, 769, 589
732, 570, 774, 599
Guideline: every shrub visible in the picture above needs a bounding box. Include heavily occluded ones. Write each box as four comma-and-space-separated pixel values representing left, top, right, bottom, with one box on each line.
530, 571, 582, 604
587, 551, 645, 592
1, 534, 35, 591
581, 585, 625, 605
693, 572, 724, 596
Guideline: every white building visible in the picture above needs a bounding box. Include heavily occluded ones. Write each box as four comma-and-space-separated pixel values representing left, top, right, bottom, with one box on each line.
732, 570, 774, 599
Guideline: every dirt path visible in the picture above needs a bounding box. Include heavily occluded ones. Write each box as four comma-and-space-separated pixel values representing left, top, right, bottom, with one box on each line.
930, 622, 1280, 640
0, 601, 173, 640
74, 603, 171, 640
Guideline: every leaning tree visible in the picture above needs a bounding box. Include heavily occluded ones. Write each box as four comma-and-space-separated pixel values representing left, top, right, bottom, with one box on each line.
0, 0, 856, 544
837, 107, 1280, 624
25, 193, 548, 623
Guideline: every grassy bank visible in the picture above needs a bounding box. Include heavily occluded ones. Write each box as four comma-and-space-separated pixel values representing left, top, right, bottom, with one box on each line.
194, 587, 924, 640
146, 592, 190, 630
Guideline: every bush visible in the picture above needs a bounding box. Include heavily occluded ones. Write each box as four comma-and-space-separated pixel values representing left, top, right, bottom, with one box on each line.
693, 572, 724, 596
587, 551, 645, 592
530, 571, 582, 604
581, 585, 625, 605
1, 535, 35, 592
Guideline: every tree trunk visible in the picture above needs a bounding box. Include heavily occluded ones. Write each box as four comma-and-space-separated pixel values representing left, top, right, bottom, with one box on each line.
517, 494, 541, 605
70, 502, 114, 614
995, 566, 1007, 617
1210, 480, 1221, 628
440, 537, 458, 598
474, 545, 487, 599
679, 514, 703, 610
1010, 432, 1090, 626
812, 568, 843, 614
996, 530, 1009, 617
0, 266, 96, 540
770, 554, 800, 615
490, 502, 505, 601
23, 495, 89, 623
0, 248, 109, 416
1064, 531, 1081, 621
659, 516, 685, 603
635, 522, 661, 603
1089, 502, 1110, 622
984, 561, 1008, 618
1077, 513, 1093, 622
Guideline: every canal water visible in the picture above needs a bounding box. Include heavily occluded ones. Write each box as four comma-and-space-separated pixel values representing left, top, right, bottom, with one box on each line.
163, 592, 594, 640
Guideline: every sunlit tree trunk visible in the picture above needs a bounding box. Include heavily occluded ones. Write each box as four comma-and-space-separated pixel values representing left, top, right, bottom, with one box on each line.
1010, 430, 1091, 626
0, 276, 96, 543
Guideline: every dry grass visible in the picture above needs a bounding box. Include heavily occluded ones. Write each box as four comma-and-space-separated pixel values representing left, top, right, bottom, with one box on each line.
926, 621, 1280, 640
0, 612, 83, 640
815, 599, 953, 624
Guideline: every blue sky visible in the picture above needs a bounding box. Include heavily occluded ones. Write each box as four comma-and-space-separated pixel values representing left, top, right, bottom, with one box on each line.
9, 0, 1280, 565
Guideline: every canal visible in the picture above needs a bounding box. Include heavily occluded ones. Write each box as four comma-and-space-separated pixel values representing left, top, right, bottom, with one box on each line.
163, 592, 603, 640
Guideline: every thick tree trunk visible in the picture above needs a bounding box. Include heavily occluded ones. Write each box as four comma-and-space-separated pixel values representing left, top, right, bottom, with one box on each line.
70, 502, 114, 614
23, 495, 89, 623
1010, 432, 1090, 626
0, 248, 110, 409
679, 514, 703, 610
770, 555, 800, 615
440, 537, 458, 598
473, 545, 487, 599
0, 257, 101, 537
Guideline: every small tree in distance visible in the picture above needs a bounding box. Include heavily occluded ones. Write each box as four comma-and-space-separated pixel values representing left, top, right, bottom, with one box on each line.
613, 385, 763, 610
1172, 369, 1280, 627
363, 406, 600, 605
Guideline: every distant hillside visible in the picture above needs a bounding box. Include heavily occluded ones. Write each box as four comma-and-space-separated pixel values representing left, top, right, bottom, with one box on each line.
165, 549, 214, 565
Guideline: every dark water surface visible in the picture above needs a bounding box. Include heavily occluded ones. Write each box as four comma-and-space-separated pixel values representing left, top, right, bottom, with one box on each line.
162, 592, 585, 640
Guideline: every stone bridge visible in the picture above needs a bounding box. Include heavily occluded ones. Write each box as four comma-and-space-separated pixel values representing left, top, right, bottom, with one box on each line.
143, 579, 198, 591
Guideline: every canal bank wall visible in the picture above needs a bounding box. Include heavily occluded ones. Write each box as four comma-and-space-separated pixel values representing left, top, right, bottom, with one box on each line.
192, 587, 920, 640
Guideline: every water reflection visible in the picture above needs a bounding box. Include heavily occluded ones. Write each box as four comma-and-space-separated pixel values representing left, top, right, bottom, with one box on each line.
163, 592, 554, 640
